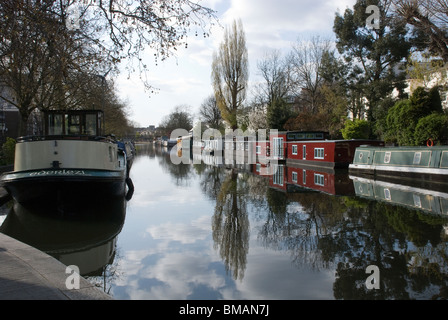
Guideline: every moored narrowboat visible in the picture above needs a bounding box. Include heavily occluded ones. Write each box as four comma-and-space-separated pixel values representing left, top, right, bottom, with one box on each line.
0, 110, 129, 204
349, 145, 448, 183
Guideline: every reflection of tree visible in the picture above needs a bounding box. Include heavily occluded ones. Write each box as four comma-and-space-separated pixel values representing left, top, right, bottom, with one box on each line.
157, 148, 193, 187
329, 201, 448, 300
258, 190, 346, 270
252, 177, 448, 299
212, 169, 249, 280
198, 165, 226, 201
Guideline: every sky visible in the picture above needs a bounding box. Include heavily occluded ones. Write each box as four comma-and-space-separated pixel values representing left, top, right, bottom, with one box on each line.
116, 0, 357, 128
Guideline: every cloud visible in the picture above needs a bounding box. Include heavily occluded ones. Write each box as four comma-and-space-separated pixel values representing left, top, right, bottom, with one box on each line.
119, 0, 357, 127
146, 216, 211, 244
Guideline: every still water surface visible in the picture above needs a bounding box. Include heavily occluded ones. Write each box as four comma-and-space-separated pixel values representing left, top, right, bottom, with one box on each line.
1, 143, 448, 300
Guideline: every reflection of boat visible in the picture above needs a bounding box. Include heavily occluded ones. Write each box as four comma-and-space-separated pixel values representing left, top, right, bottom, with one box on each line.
0, 110, 129, 204
252, 162, 355, 196
351, 175, 448, 216
0, 197, 126, 276
349, 146, 448, 184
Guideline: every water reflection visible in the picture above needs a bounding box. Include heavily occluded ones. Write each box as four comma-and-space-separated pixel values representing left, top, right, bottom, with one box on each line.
1, 142, 448, 299
213, 169, 249, 280
0, 196, 127, 294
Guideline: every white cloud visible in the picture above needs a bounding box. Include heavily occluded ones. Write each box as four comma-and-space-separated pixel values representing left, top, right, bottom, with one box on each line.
118, 0, 357, 127
146, 216, 211, 244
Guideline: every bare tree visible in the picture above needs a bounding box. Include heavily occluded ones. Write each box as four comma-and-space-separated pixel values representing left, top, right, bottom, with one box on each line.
199, 94, 223, 130
211, 19, 249, 130
289, 36, 333, 113
0, 0, 216, 135
393, 0, 448, 61
255, 50, 293, 107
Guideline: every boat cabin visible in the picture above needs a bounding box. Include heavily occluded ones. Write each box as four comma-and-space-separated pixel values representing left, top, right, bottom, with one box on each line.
44, 110, 104, 137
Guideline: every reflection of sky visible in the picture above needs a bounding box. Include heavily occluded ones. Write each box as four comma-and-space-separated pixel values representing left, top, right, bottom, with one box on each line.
110, 153, 336, 300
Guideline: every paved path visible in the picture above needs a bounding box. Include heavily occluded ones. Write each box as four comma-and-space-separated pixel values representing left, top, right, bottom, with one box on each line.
0, 232, 113, 300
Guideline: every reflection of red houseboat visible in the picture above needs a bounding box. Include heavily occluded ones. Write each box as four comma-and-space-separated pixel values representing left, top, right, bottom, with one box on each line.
252, 162, 355, 196
286, 166, 354, 196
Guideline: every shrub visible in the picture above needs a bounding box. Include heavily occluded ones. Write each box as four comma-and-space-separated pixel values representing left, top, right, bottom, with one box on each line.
414, 113, 448, 146
341, 119, 370, 139
1, 137, 15, 165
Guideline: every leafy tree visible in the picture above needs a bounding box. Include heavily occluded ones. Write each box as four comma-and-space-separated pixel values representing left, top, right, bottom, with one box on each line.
385, 86, 444, 145
212, 19, 249, 130
1, 137, 15, 165
333, 0, 411, 123
341, 119, 371, 139
266, 98, 294, 130
414, 113, 448, 146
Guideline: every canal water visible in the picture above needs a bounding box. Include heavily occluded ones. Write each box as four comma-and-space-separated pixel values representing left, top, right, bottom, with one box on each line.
1, 142, 448, 300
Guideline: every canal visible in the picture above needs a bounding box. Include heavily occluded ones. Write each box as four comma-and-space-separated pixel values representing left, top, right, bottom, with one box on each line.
1, 142, 448, 300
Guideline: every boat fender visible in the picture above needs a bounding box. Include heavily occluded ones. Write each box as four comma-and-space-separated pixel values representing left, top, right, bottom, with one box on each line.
125, 177, 134, 201
427, 138, 434, 147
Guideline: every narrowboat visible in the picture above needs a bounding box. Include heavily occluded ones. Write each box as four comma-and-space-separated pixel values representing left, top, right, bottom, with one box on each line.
349, 146, 448, 183
0, 110, 129, 204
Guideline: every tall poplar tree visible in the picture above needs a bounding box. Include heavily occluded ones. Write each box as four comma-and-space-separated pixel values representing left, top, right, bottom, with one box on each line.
211, 19, 249, 130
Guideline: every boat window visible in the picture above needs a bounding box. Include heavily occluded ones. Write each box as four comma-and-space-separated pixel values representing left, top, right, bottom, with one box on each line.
413, 194, 422, 208
384, 152, 391, 164
314, 174, 324, 186
68, 115, 80, 134
303, 169, 306, 184
48, 114, 63, 135
85, 114, 97, 135
315, 133, 323, 139
292, 171, 298, 183
303, 145, 306, 160
314, 148, 325, 159
292, 145, 298, 155
384, 188, 391, 201
413, 152, 422, 165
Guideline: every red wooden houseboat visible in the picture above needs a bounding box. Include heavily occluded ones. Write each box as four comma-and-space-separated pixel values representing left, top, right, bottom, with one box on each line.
285, 138, 384, 169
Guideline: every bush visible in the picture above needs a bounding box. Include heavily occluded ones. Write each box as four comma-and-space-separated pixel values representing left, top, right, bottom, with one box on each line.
383, 86, 444, 146
414, 113, 448, 146
341, 119, 370, 139
1, 137, 15, 165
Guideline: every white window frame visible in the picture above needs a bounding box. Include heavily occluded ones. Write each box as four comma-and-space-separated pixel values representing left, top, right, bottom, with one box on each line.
314, 148, 325, 159
292, 171, 298, 183
314, 174, 324, 186
256, 145, 261, 155
292, 145, 298, 155
273, 137, 284, 159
